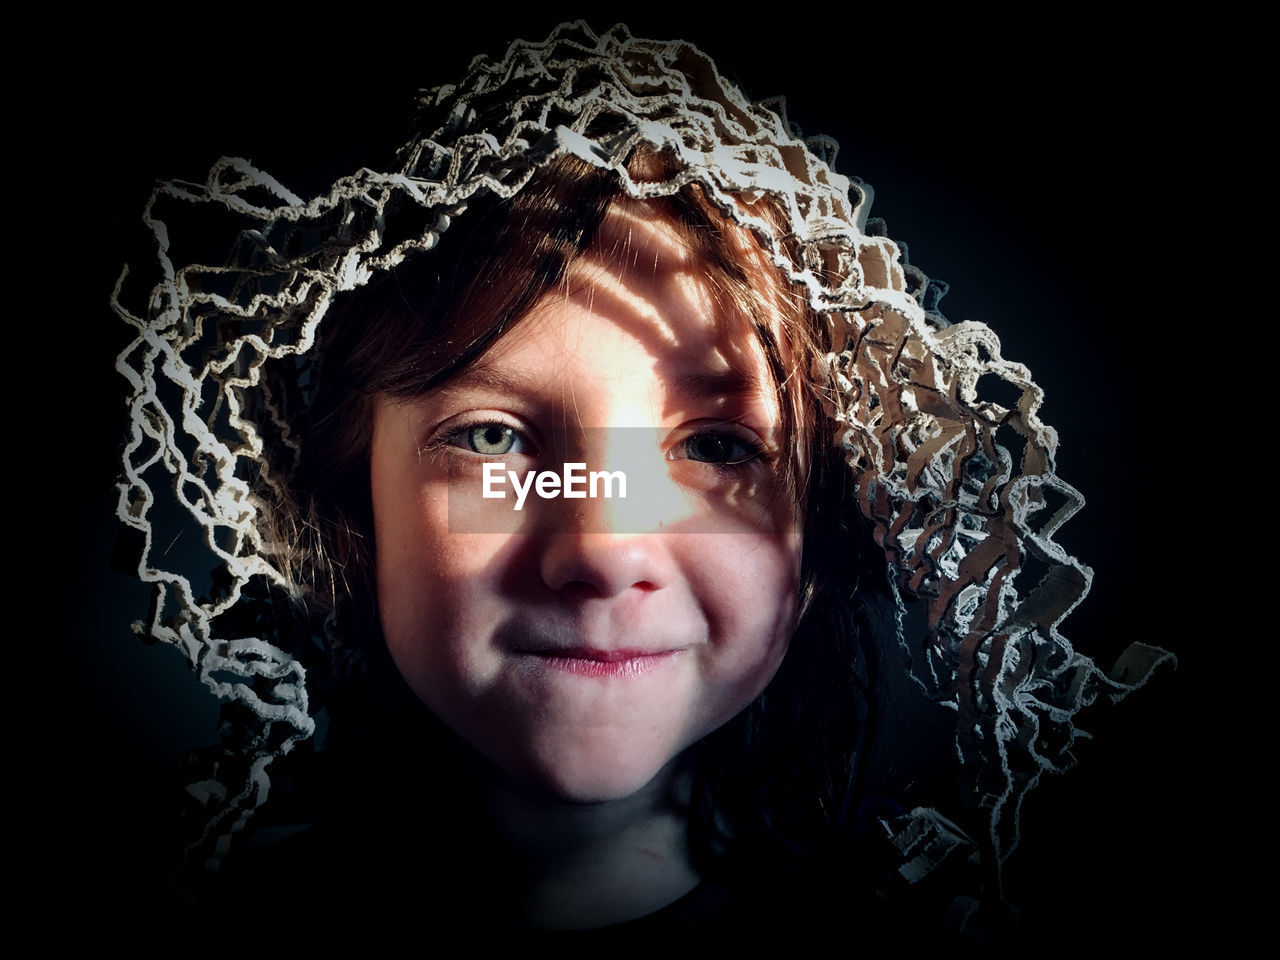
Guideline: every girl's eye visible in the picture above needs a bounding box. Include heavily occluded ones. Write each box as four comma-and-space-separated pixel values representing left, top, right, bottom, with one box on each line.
451, 423, 528, 456
669, 430, 761, 466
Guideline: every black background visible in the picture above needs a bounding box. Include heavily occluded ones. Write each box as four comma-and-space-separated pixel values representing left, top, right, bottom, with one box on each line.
41, 8, 1221, 949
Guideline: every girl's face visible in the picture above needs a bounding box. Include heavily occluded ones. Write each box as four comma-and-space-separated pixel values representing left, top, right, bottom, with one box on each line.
369, 203, 803, 803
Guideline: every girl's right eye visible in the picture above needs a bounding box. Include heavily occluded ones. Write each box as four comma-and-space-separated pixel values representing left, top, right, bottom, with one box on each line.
448, 423, 530, 456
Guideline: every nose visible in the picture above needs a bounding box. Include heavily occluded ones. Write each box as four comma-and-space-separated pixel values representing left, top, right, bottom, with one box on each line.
538, 532, 669, 599
535, 427, 685, 598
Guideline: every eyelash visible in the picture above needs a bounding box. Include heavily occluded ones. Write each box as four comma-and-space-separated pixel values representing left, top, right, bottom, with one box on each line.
430, 417, 766, 473
438, 419, 536, 457
666, 427, 766, 469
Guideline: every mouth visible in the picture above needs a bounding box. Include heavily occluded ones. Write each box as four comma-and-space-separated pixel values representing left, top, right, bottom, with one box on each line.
516, 646, 684, 678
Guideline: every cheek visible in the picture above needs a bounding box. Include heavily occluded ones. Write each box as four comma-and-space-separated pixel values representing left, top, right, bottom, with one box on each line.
371, 464, 436, 638
686, 532, 802, 725
370, 461, 504, 704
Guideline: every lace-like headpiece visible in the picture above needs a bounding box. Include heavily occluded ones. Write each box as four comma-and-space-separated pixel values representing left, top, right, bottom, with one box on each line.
113, 21, 1169, 895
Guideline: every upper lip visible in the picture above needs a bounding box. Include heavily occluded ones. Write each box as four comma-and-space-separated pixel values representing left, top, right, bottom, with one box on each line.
518, 646, 680, 662
496, 616, 694, 661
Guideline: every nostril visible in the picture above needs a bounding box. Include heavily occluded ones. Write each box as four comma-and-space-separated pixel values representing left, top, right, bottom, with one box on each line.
556, 578, 658, 600
539, 535, 669, 598
558, 581, 606, 602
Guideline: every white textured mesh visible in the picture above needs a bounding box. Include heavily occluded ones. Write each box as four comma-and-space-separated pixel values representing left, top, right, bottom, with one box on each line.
112, 21, 1171, 890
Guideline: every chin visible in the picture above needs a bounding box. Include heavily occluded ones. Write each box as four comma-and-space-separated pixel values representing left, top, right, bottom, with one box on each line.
508, 739, 684, 805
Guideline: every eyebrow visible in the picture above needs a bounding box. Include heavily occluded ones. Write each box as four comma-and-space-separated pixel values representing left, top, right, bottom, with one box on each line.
440, 364, 764, 400
671, 370, 767, 402
434, 364, 537, 396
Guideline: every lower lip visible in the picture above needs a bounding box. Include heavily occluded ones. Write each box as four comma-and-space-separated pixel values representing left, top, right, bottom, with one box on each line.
525, 649, 682, 678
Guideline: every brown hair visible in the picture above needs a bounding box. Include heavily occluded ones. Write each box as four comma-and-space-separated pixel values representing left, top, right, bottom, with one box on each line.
266, 145, 881, 871
284, 148, 841, 632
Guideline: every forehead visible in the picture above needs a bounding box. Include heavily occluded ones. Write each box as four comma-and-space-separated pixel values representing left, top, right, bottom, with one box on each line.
470, 201, 777, 404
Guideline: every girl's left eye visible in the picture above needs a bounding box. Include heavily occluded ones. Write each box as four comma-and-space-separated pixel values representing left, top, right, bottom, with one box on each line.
668, 429, 762, 466
449, 423, 529, 456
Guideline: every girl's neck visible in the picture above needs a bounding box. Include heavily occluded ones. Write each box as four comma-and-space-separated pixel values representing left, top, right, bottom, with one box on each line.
357, 673, 702, 929
479, 754, 702, 930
